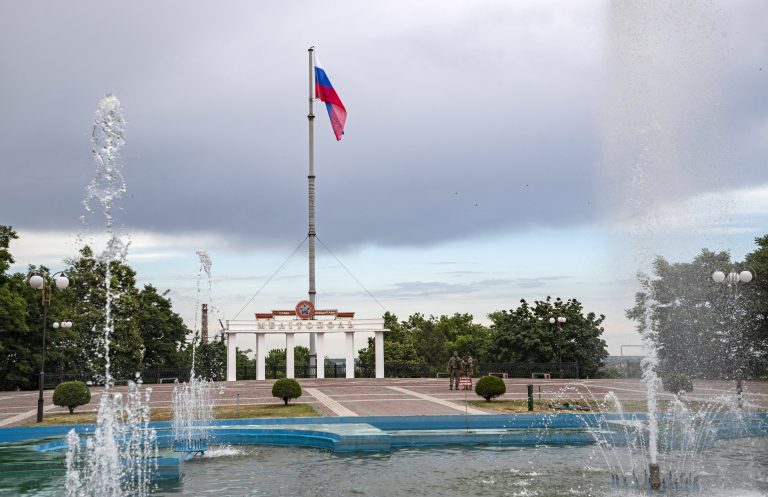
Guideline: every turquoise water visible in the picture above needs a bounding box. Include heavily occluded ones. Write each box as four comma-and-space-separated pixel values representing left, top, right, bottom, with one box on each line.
153, 441, 767, 497
2, 438, 765, 496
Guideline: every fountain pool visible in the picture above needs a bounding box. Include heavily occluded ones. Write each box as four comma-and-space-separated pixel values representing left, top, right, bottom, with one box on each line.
154, 441, 768, 497
1, 434, 765, 496
0, 412, 765, 496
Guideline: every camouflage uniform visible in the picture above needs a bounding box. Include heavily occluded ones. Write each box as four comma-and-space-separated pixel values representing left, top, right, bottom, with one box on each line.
463, 355, 474, 390
448, 351, 460, 390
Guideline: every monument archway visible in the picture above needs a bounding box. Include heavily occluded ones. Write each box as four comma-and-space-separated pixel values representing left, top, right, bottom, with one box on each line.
225, 307, 387, 381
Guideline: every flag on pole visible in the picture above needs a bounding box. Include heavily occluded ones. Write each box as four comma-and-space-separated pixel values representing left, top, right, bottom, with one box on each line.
313, 54, 347, 141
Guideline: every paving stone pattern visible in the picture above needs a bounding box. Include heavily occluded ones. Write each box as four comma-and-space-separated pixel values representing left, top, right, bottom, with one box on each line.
1, 378, 765, 427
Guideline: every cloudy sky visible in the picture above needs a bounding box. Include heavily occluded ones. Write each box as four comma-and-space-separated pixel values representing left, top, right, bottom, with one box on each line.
2, 1, 767, 357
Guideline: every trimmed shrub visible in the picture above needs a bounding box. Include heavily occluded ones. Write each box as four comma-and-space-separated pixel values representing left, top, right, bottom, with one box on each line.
272, 378, 302, 405
475, 375, 506, 402
52, 381, 91, 414
662, 373, 693, 394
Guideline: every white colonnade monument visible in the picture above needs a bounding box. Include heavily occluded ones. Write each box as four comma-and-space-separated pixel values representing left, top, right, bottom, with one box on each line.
225, 300, 387, 381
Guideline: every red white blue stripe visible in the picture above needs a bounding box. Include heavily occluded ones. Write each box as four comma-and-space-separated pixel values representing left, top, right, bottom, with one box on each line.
314, 54, 346, 141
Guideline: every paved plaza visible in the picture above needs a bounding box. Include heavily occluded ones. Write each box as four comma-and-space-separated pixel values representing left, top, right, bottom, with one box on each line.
1, 378, 766, 427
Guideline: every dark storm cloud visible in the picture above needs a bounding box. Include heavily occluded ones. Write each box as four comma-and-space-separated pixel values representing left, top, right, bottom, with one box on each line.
1, 1, 766, 251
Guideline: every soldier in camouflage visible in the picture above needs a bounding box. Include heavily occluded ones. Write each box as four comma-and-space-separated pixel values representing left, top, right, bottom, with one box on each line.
463, 354, 474, 390
448, 351, 460, 390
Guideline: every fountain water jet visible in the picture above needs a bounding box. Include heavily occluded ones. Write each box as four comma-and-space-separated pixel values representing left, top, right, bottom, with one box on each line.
171, 250, 218, 457
64, 94, 157, 496
598, 1, 737, 490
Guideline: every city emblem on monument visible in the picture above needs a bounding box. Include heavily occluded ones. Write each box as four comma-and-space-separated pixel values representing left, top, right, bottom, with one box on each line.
295, 300, 315, 320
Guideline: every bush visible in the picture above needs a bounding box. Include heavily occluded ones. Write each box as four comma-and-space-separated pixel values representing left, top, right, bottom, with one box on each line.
475, 375, 506, 402
662, 373, 693, 394
52, 381, 91, 414
272, 378, 302, 405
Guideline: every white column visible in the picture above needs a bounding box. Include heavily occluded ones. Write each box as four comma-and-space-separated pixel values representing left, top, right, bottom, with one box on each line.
316, 332, 325, 379
256, 333, 266, 381
375, 331, 384, 379
285, 333, 295, 379
345, 331, 355, 378
226, 333, 237, 382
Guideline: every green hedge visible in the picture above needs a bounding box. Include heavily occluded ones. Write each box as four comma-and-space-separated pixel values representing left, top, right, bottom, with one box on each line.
475, 375, 506, 402
52, 381, 91, 414
272, 378, 302, 405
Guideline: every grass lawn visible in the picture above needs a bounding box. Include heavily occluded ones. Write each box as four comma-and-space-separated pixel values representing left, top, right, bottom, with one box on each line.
466, 400, 587, 413
466, 398, 738, 413
25, 403, 319, 426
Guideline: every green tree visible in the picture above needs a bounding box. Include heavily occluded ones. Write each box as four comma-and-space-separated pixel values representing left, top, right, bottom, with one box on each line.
271, 378, 302, 405
192, 340, 226, 380
743, 235, 768, 377
135, 284, 188, 369
628, 245, 766, 380
489, 297, 608, 378
59, 246, 143, 381
0, 226, 17, 279
435, 313, 492, 364
265, 346, 310, 374
475, 375, 506, 402
357, 312, 492, 371
357, 312, 423, 372
52, 380, 91, 414
0, 227, 35, 390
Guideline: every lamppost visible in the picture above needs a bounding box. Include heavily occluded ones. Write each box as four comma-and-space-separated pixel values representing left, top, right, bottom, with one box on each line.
28, 272, 70, 422
711, 268, 754, 408
549, 316, 566, 378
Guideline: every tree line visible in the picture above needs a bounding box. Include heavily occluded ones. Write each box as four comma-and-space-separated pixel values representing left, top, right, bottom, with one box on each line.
5, 223, 761, 388
626, 236, 768, 380
0, 225, 613, 387
355, 297, 609, 378
0, 226, 202, 390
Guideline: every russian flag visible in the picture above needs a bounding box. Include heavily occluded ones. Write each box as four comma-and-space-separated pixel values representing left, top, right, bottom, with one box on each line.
314, 54, 347, 141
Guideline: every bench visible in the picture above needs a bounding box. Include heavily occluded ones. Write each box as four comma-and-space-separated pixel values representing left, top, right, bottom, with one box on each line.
488, 372, 508, 379
531, 372, 551, 379
436, 372, 449, 378
160, 377, 179, 384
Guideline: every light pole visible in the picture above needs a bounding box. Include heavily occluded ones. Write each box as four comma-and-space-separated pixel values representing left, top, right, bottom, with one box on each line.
711, 269, 754, 408
28, 272, 70, 422
549, 316, 566, 378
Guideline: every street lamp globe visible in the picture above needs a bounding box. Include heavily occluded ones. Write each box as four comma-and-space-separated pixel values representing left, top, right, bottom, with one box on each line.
558, 316, 566, 324
727, 271, 740, 284
54, 275, 70, 289
739, 270, 753, 283
549, 317, 555, 324
28, 275, 45, 289
711, 271, 726, 283
52, 322, 60, 329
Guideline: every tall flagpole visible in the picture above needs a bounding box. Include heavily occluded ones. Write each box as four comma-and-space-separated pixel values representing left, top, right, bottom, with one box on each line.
308, 47, 317, 374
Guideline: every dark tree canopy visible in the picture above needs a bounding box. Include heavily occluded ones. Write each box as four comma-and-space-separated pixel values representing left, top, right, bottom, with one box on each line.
627, 242, 767, 380
265, 346, 311, 370
357, 311, 493, 371
0, 230, 193, 389
488, 296, 608, 378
